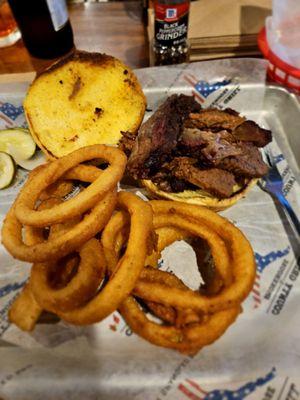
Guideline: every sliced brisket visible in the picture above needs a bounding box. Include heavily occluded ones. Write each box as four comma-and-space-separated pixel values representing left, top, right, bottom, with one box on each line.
179, 120, 271, 177
127, 94, 201, 179
157, 177, 193, 193
186, 108, 246, 131
124, 95, 272, 197
168, 157, 237, 198
151, 167, 195, 193
179, 128, 242, 163
218, 143, 269, 177
232, 120, 272, 147
119, 131, 137, 156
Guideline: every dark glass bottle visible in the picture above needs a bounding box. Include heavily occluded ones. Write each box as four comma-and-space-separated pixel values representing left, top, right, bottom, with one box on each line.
8, 0, 74, 59
153, 0, 190, 66
142, 0, 149, 25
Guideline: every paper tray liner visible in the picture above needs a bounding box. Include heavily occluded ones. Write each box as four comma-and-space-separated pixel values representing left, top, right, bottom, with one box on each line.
0, 59, 299, 399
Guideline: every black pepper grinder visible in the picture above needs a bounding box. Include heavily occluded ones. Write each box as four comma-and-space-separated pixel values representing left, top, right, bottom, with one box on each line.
153, 0, 190, 66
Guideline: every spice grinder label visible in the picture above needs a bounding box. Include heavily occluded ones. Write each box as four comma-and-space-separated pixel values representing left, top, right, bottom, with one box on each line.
154, 3, 189, 47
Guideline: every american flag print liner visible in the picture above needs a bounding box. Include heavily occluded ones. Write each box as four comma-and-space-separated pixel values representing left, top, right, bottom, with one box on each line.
0, 101, 24, 127
252, 247, 290, 309
0, 59, 300, 399
183, 74, 232, 104
177, 368, 276, 400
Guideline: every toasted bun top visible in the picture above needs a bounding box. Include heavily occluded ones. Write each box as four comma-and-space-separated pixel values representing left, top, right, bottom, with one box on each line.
141, 178, 258, 211
24, 51, 146, 159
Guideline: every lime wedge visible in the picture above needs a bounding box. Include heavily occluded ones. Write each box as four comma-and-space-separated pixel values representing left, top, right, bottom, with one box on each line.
0, 128, 36, 160
0, 152, 16, 189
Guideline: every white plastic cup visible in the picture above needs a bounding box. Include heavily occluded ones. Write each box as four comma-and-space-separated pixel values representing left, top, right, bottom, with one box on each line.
266, 0, 300, 68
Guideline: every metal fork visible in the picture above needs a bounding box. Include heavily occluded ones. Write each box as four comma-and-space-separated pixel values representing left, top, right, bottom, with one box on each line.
258, 150, 300, 238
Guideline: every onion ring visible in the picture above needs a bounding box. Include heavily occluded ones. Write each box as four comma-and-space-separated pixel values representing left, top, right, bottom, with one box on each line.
142, 216, 232, 287
8, 284, 42, 332
64, 164, 102, 182
14, 145, 126, 226
101, 210, 201, 327
133, 201, 255, 314
101, 208, 241, 354
144, 226, 187, 268
30, 238, 105, 313
2, 190, 116, 262
28, 199, 105, 313
145, 301, 177, 324
24, 196, 81, 246
56, 191, 154, 325
39, 180, 74, 201
4, 149, 255, 354
9, 198, 106, 329
48, 254, 80, 288
140, 267, 203, 328
2, 164, 117, 262
120, 297, 240, 354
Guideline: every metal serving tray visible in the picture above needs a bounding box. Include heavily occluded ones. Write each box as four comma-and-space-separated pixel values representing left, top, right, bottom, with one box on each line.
0, 60, 300, 399
262, 85, 300, 181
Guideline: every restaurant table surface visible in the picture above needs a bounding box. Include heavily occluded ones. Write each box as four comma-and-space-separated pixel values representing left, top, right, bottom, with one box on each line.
0, 2, 149, 76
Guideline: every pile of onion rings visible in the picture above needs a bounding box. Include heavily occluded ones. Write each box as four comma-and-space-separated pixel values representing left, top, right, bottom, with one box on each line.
101, 201, 256, 354
2, 144, 256, 354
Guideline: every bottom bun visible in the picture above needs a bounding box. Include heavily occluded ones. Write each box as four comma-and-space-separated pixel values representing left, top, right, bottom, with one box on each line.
141, 178, 258, 211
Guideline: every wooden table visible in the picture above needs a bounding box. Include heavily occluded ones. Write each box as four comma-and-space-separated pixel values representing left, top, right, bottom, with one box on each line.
0, 2, 149, 75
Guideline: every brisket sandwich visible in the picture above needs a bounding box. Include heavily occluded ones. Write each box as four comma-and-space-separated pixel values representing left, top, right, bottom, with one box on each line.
121, 94, 272, 211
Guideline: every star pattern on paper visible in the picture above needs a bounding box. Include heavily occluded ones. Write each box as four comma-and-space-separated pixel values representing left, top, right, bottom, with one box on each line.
0, 102, 24, 121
